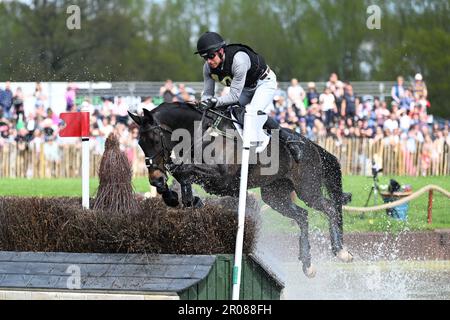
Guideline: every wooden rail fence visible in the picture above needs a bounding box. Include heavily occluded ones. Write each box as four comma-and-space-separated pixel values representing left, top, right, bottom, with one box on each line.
0, 138, 449, 178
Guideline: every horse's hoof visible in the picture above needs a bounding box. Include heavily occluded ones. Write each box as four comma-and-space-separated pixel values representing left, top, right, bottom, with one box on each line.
182, 197, 204, 209
303, 265, 316, 278
337, 249, 353, 263
162, 190, 179, 207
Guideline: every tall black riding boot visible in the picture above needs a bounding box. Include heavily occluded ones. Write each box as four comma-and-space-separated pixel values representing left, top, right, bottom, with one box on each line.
264, 117, 303, 162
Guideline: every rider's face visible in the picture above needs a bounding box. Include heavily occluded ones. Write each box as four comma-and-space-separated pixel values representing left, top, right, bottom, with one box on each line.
204, 49, 222, 69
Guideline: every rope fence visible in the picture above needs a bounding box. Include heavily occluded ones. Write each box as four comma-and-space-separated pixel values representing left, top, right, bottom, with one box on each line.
343, 185, 450, 212
343, 184, 450, 224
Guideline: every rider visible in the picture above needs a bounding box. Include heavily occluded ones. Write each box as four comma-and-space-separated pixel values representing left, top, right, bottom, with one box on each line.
195, 31, 302, 162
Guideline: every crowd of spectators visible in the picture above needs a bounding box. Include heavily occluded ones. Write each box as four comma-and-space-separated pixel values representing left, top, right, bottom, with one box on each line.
268, 72, 449, 175
0, 73, 449, 175
0, 80, 197, 165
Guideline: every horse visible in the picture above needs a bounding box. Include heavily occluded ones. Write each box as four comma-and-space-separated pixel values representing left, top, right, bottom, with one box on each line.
128, 102, 353, 277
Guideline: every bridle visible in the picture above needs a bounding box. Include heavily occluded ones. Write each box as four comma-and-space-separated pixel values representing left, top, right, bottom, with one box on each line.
139, 123, 173, 174
138, 102, 239, 176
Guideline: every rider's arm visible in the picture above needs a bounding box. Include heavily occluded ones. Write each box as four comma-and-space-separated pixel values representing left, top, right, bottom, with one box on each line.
216, 52, 251, 107
201, 63, 215, 101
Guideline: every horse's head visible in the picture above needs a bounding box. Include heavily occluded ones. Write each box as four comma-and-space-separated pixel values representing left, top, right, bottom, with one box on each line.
128, 109, 171, 192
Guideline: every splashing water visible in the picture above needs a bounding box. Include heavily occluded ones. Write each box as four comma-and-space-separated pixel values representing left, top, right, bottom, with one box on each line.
279, 260, 450, 300
256, 231, 450, 300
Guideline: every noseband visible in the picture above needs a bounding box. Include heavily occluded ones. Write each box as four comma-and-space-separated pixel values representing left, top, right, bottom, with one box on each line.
139, 123, 173, 174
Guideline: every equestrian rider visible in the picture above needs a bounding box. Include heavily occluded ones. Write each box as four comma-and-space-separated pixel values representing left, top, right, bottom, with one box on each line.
195, 31, 302, 162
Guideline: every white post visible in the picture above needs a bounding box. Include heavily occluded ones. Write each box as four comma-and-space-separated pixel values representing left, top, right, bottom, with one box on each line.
81, 137, 89, 209
81, 107, 90, 209
232, 113, 253, 300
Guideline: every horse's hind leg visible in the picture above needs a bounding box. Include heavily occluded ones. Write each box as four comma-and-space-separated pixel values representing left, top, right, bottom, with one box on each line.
261, 181, 316, 278
299, 193, 353, 263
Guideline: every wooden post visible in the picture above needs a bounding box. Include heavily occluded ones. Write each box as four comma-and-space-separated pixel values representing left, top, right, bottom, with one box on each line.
427, 189, 433, 224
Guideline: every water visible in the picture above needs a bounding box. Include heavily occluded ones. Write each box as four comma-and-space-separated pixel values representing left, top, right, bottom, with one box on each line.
256, 232, 450, 300
281, 260, 450, 300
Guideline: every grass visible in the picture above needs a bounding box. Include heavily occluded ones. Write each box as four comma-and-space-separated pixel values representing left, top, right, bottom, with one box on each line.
0, 175, 448, 233
0, 178, 151, 197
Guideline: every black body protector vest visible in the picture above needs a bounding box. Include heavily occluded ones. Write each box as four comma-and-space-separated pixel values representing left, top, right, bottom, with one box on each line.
209, 44, 267, 88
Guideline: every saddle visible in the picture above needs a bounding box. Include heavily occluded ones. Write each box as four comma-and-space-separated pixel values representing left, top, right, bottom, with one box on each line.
230, 106, 246, 127
212, 105, 303, 161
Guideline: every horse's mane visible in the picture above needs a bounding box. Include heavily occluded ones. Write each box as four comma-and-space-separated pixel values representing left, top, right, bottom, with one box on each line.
152, 101, 198, 114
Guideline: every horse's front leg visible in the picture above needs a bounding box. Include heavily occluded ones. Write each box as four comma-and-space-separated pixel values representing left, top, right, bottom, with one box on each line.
152, 180, 179, 208
180, 182, 203, 208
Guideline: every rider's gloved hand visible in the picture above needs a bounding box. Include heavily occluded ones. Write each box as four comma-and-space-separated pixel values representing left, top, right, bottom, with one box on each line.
199, 97, 218, 111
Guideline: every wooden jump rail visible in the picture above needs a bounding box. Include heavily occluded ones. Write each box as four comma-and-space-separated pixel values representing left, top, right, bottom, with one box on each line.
343, 184, 450, 224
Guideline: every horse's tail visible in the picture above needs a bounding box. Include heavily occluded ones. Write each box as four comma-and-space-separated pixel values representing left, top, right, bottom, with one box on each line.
313, 142, 351, 210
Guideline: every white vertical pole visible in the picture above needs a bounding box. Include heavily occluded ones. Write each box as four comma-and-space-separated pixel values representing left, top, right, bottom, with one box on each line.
232, 113, 252, 300
81, 137, 89, 209
81, 107, 90, 209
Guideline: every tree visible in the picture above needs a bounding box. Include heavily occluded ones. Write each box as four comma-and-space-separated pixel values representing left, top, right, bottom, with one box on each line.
0, 0, 448, 117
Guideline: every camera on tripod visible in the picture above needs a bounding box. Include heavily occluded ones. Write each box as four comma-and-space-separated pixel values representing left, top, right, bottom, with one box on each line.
371, 161, 383, 179
364, 160, 383, 209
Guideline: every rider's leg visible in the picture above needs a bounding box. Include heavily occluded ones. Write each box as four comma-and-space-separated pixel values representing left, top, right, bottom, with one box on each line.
243, 71, 276, 151
264, 117, 303, 162
245, 70, 277, 116
244, 72, 302, 162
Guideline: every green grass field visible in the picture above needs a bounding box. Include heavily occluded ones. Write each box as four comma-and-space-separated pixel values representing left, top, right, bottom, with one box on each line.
0, 175, 448, 233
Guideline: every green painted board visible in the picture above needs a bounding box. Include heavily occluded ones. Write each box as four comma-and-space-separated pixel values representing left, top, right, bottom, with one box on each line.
179, 254, 283, 300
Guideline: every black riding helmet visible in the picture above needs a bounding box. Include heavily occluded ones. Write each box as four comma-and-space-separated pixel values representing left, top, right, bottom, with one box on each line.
194, 31, 226, 57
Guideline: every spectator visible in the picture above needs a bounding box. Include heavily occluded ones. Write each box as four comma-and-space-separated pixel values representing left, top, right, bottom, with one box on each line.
287, 78, 306, 116
341, 84, 356, 119
43, 135, 61, 169
355, 97, 364, 120
34, 82, 47, 110
100, 97, 114, 118
12, 87, 24, 119
0, 81, 13, 118
306, 82, 319, 107
65, 83, 77, 111
326, 72, 344, 94
137, 96, 157, 115
412, 73, 428, 100
160, 79, 178, 103
374, 100, 390, 126
319, 86, 336, 126
99, 116, 114, 137
113, 97, 129, 125
361, 119, 374, 138
383, 112, 399, 134
399, 110, 412, 134
400, 88, 414, 111
328, 74, 345, 117
177, 83, 196, 102
372, 126, 384, 143
273, 95, 287, 113
391, 76, 406, 105
46, 108, 60, 126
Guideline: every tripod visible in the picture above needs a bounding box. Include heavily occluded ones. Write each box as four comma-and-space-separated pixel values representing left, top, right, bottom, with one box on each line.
364, 174, 381, 207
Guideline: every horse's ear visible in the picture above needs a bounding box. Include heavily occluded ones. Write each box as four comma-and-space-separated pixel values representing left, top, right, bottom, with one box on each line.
142, 108, 155, 124
128, 111, 142, 126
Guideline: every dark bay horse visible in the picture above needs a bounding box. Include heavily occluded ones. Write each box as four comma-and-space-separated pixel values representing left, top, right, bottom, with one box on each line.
128, 102, 353, 277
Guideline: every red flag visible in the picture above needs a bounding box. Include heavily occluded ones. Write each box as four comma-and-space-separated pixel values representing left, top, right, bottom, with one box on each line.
59, 112, 90, 137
